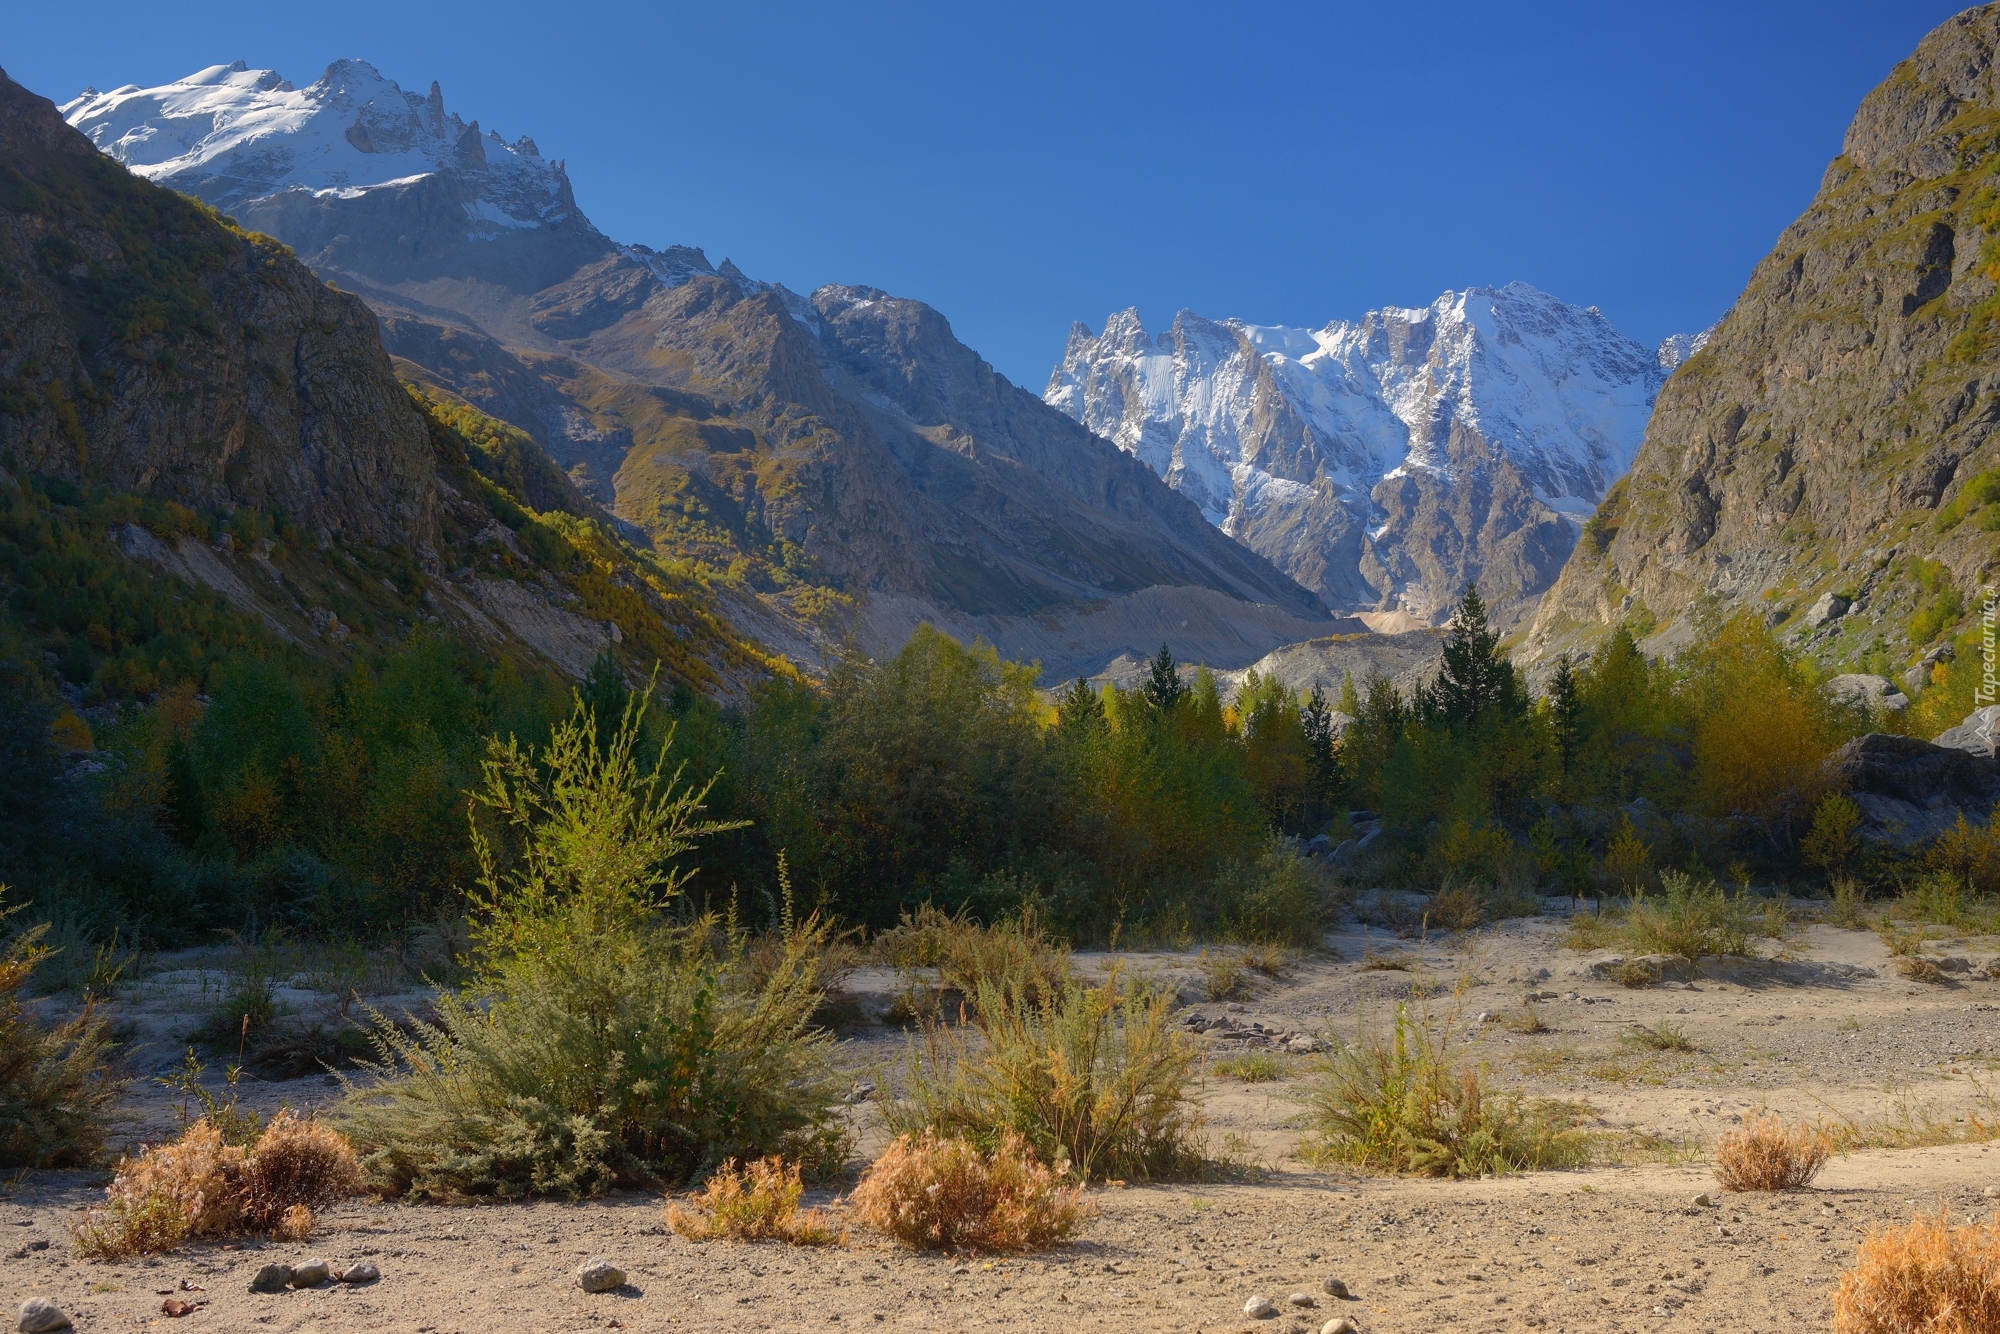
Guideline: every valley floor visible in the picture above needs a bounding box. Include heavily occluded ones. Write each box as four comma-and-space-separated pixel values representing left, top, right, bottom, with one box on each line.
9, 920, 2000, 1333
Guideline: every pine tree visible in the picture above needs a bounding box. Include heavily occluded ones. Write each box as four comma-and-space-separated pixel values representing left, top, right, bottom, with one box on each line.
1142, 643, 1187, 713
580, 648, 630, 755
1432, 586, 1521, 727
1055, 676, 1107, 739
1337, 669, 1360, 719
1301, 683, 1339, 799
1549, 652, 1581, 775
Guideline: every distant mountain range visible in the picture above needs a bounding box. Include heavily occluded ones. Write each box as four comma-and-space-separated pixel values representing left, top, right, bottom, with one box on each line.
1047, 287, 1708, 628
62, 61, 1335, 681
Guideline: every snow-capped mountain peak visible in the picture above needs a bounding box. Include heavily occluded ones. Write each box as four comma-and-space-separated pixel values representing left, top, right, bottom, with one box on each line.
1046, 283, 1671, 622
1656, 325, 1716, 372
61, 60, 582, 235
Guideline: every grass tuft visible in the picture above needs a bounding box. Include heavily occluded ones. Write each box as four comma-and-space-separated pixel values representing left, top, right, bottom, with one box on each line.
886, 968, 1204, 1182
1711, 1113, 1831, 1191
665, 1157, 844, 1246
1210, 1052, 1291, 1083
1298, 1004, 1590, 1177
851, 1129, 1093, 1252
1621, 1020, 1698, 1053
1833, 1208, 2000, 1333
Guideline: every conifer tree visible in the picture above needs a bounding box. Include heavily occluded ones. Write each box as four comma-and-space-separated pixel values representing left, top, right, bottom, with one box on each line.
1337, 669, 1360, 719
1142, 643, 1187, 713
1055, 676, 1107, 739
1432, 586, 1522, 727
581, 649, 630, 755
1549, 652, 1581, 776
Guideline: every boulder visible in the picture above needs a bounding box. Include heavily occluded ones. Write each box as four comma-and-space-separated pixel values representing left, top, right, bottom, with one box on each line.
1826, 673, 1909, 712
1823, 732, 2000, 846
1934, 705, 2000, 760
1804, 592, 1851, 628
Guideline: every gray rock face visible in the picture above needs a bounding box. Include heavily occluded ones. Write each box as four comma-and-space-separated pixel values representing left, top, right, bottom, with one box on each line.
1526, 8, 2000, 667
0, 72, 437, 554
1826, 673, 1909, 712
1804, 593, 1851, 628
1824, 732, 2000, 845
1935, 704, 2000, 759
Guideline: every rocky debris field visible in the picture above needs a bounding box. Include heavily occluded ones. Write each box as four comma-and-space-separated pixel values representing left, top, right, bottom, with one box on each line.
10, 916, 2000, 1332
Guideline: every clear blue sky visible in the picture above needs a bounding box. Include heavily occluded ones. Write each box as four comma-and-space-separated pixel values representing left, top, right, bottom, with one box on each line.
4, 1, 1972, 387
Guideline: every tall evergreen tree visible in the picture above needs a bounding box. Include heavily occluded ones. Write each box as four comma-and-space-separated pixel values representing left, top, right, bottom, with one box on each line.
1142, 643, 1187, 713
1054, 676, 1107, 739
1549, 652, 1582, 777
1301, 683, 1339, 800
1432, 586, 1522, 727
580, 648, 630, 755
1337, 669, 1360, 719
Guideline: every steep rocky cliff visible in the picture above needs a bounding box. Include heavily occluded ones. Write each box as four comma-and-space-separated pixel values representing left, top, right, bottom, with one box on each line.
65, 61, 1332, 678
0, 67, 780, 696
1525, 6, 2000, 671
0, 67, 436, 552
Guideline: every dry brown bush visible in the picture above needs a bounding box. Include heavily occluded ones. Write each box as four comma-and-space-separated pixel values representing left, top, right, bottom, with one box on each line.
75, 1114, 363, 1258
850, 1129, 1093, 1252
239, 1111, 366, 1231
664, 1156, 843, 1246
1833, 1209, 2000, 1333
1711, 1113, 1831, 1192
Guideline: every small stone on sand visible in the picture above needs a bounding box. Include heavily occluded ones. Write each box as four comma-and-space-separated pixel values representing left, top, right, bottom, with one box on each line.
578, 1257, 627, 1293
289, 1259, 331, 1287
17, 1298, 72, 1334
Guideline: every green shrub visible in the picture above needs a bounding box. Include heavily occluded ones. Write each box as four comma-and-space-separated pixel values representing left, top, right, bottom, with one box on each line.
1297, 1005, 1588, 1177
885, 969, 1204, 1182
338, 690, 845, 1198
874, 904, 1073, 1019
0, 898, 125, 1167
1619, 870, 1756, 966
1213, 837, 1334, 947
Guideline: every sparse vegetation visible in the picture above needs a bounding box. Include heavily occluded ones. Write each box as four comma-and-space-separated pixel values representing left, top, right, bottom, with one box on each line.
73, 1111, 362, 1257
1211, 1051, 1291, 1083
1710, 1113, 1831, 1191
0, 897, 124, 1168
1299, 1005, 1589, 1177
665, 1157, 844, 1246
887, 969, 1204, 1182
1621, 1020, 1697, 1053
337, 691, 847, 1198
850, 1130, 1094, 1252
1833, 1209, 2000, 1334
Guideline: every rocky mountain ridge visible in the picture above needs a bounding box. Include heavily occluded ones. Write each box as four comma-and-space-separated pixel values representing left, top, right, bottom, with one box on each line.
64, 60, 1331, 679
0, 66, 782, 696
1045, 284, 1675, 629
1524, 4, 2000, 676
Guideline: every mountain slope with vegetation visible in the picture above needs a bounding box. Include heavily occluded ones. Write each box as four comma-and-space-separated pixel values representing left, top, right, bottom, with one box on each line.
1525, 6, 2000, 695
64, 61, 1332, 680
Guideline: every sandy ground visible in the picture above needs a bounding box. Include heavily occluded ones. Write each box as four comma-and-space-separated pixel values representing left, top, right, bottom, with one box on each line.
9, 914, 2000, 1332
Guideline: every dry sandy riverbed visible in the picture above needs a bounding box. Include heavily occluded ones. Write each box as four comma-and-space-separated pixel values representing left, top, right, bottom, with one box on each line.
9, 915, 2000, 1332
